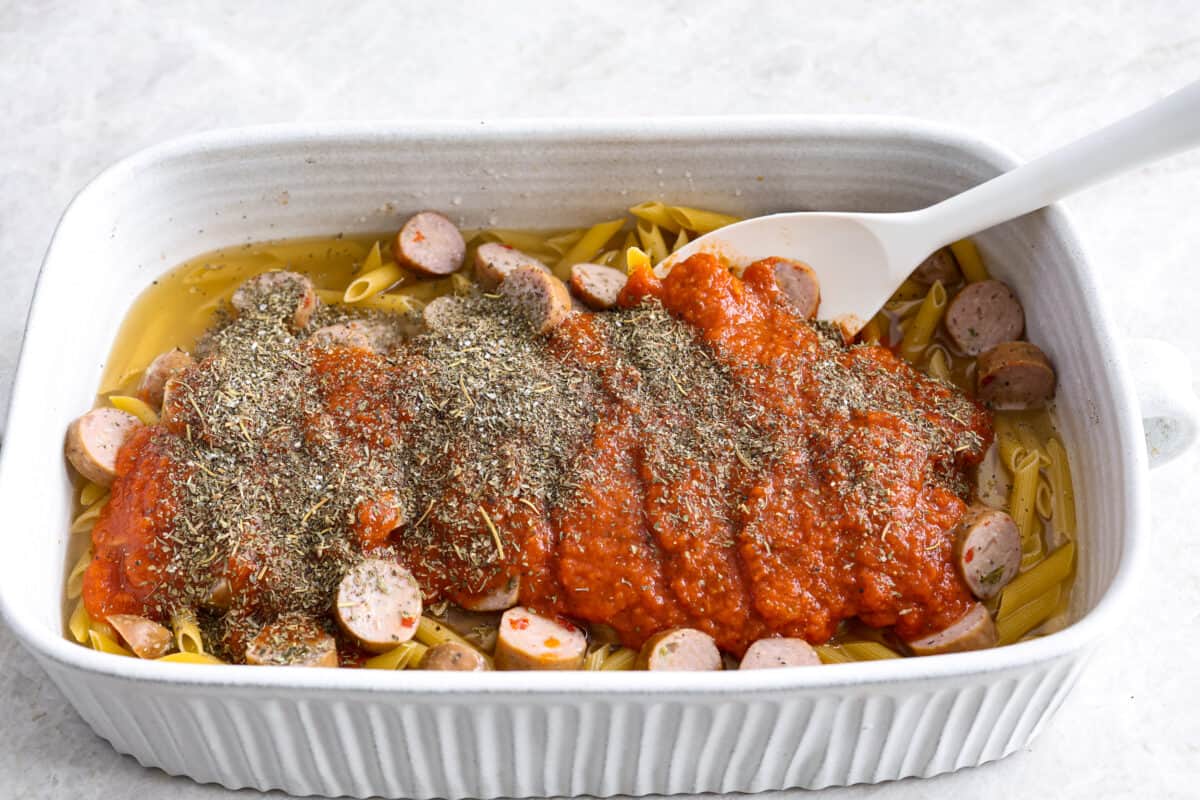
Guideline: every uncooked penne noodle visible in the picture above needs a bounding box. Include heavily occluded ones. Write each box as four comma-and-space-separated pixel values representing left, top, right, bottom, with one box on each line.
999, 540, 1076, 618
926, 347, 953, 382
181, 254, 278, 286
1036, 477, 1054, 520
815, 645, 855, 664
262, 239, 368, 265
358, 293, 424, 314
1046, 438, 1077, 539
485, 229, 558, 257
841, 641, 902, 660
109, 395, 160, 425
949, 238, 989, 283
344, 246, 406, 303
172, 611, 205, 654
889, 278, 930, 303
664, 205, 741, 234
899, 281, 947, 363
68, 599, 91, 644
66, 548, 92, 600
599, 647, 638, 671
1020, 517, 1046, 571
1009, 450, 1041, 547
415, 616, 473, 650
544, 229, 586, 255
70, 496, 109, 535
556, 218, 625, 276
992, 414, 1027, 474
859, 313, 887, 346
672, 228, 690, 252
997, 584, 1061, 646
628, 201, 682, 233
583, 645, 610, 671
89, 627, 133, 656
635, 219, 670, 265
156, 652, 226, 665
364, 640, 428, 670
79, 481, 106, 508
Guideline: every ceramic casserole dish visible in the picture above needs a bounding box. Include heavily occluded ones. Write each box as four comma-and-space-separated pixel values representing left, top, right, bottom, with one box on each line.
2, 118, 1197, 798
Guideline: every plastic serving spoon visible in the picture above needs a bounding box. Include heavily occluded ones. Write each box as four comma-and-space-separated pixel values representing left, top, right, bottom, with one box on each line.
663, 80, 1200, 333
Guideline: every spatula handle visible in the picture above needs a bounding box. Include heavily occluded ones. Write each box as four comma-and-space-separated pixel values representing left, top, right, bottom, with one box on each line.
917, 79, 1200, 248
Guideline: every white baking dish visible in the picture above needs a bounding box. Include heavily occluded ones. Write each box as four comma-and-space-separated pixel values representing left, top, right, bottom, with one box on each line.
2, 119, 1197, 798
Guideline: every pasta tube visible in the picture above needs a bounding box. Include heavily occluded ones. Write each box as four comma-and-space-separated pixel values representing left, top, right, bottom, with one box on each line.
66, 549, 92, 600
663, 205, 741, 234
598, 647, 638, 671
949, 238, 989, 283
628, 201, 682, 233
68, 599, 91, 644
79, 482, 106, 508
625, 246, 652, 276
1009, 450, 1041, 546
841, 641, 902, 660
344, 244, 405, 303
997, 585, 1061, 645
89, 628, 133, 656
556, 218, 625, 276
70, 496, 109, 535
899, 281, 948, 363
172, 611, 205, 654
109, 395, 159, 425
156, 652, 226, 665
635, 219, 670, 265
364, 641, 429, 670
1046, 437, 1077, 539
815, 645, 855, 664
998, 541, 1076, 618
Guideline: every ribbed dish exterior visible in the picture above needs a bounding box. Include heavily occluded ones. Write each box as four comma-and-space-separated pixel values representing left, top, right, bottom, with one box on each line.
43, 653, 1085, 798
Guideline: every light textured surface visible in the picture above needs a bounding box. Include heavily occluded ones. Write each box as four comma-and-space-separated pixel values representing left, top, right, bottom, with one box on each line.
0, 1, 1196, 798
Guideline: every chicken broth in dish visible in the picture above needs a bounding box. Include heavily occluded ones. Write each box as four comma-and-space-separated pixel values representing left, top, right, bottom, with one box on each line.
63, 203, 1076, 670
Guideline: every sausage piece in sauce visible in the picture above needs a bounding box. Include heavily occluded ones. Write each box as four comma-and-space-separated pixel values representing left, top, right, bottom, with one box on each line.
334, 559, 423, 653
245, 616, 339, 667
65, 407, 143, 487
770, 258, 821, 319
500, 265, 573, 335
394, 211, 466, 277
738, 637, 821, 669
137, 349, 193, 409
954, 506, 1021, 600
569, 262, 628, 310
231, 270, 318, 331
905, 603, 997, 656
636, 628, 723, 671
976, 340, 1057, 410
474, 243, 550, 291
943, 279, 1024, 355
420, 641, 490, 671
494, 607, 587, 670
107, 614, 174, 659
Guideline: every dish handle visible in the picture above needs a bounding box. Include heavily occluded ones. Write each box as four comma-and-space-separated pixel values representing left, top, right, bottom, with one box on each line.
1126, 337, 1200, 469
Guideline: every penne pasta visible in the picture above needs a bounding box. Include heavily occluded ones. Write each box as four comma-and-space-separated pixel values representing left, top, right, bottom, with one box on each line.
663, 205, 741, 234
672, 228, 690, 252
109, 395, 160, 425
999, 540, 1076, 618
583, 644, 611, 671
899, 281, 948, 363
1036, 477, 1054, 519
889, 278, 931, 302
926, 347, 953, 382
156, 652, 226, 665
70, 496, 109, 534
262, 239, 368, 265
997, 584, 1061, 646
89, 627, 133, 656
79, 481, 106, 508
1046, 437, 1077, 539
181, 254, 279, 286
364, 641, 429, 670
635, 219, 670, 265
625, 246, 652, 276
814, 645, 855, 664
68, 599, 91, 644
544, 229, 586, 256
66, 548, 92, 600
627, 201, 682, 233
172, 611, 205, 654
949, 238, 989, 283
344, 247, 406, 303
598, 647, 638, 671
359, 293, 424, 314
484, 229, 558, 258
1009, 450, 1041, 547
840, 641, 902, 660
556, 218, 626, 276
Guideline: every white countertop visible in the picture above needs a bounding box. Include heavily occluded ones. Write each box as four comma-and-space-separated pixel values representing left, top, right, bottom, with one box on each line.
1, 1, 1198, 798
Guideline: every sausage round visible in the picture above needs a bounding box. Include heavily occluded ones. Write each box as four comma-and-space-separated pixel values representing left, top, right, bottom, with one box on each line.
65, 407, 143, 487
394, 211, 466, 277
912, 249, 960, 285
107, 614, 174, 659
569, 262, 628, 310
976, 340, 1057, 410
456, 575, 519, 613
739, 637, 821, 669
494, 606, 587, 670
231, 270, 318, 330
421, 295, 468, 332
953, 506, 1021, 600
636, 628, 723, 671
943, 279, 1024, 356
334, 559, 423, 653
771, 258, 820, 319
905, 603, 997, 656
137, 349, 193, 409
308, 321, 375, 351
499, 265, 573, 335
245, 616, 339, 667
475, 243, 550, 291
420, 641, 490, 671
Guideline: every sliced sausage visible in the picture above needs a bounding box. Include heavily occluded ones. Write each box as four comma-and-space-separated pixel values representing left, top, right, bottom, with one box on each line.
954, 506, 1021, 599
422, 295, 468, 332
65, 408, 143, 487
499, 265, 573, 335
739, 637, 821, 669
107, 614, 173, 659
943, 279, 1024, 356
494, 606, 587, 670
394, 211, 466, 277
137, 349, 193, 409
309, 321, 375, 351
912, 249, 960, 285
334, 559, 422, 653
976, 341, 1057, 410
231, 270, 318, 330
420, 641, 490, 671
475, 243, 550, 291
456, 575, 519, 613
245, 616, 338, 667
770, 258, 820, 319
636, 628, 722, 671
906, 603, 997, 656
569, 262, 627, 310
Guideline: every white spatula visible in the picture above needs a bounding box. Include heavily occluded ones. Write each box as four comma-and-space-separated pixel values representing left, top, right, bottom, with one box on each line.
662, 80, 1200, 333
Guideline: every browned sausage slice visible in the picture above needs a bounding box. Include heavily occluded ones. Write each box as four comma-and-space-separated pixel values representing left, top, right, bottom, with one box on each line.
309, 321, 375, 351
771, 259, 820, 319
334, 559, 423, 653
739, 637, 821, 669
636, 628, 723, 671
107, 614, 173, 659
569, 263, 628, 310
475, 243, 550, 291
245, 616, 339, 667
65, 408, 143, 487
231, 270, 318, 330
394, 211, 466, 277
494, 607, 587, 670
943, 280, 1024, 356
421, 295, 468, 332
954, 506, 1021, 599
906, 603, 997, 656
500, 265, 573, 335
976, 341, 1057, 410
138, 349, 193, 409
456, 575, 519, 612
420, 641, 490, 671
912, 249, 960, 285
